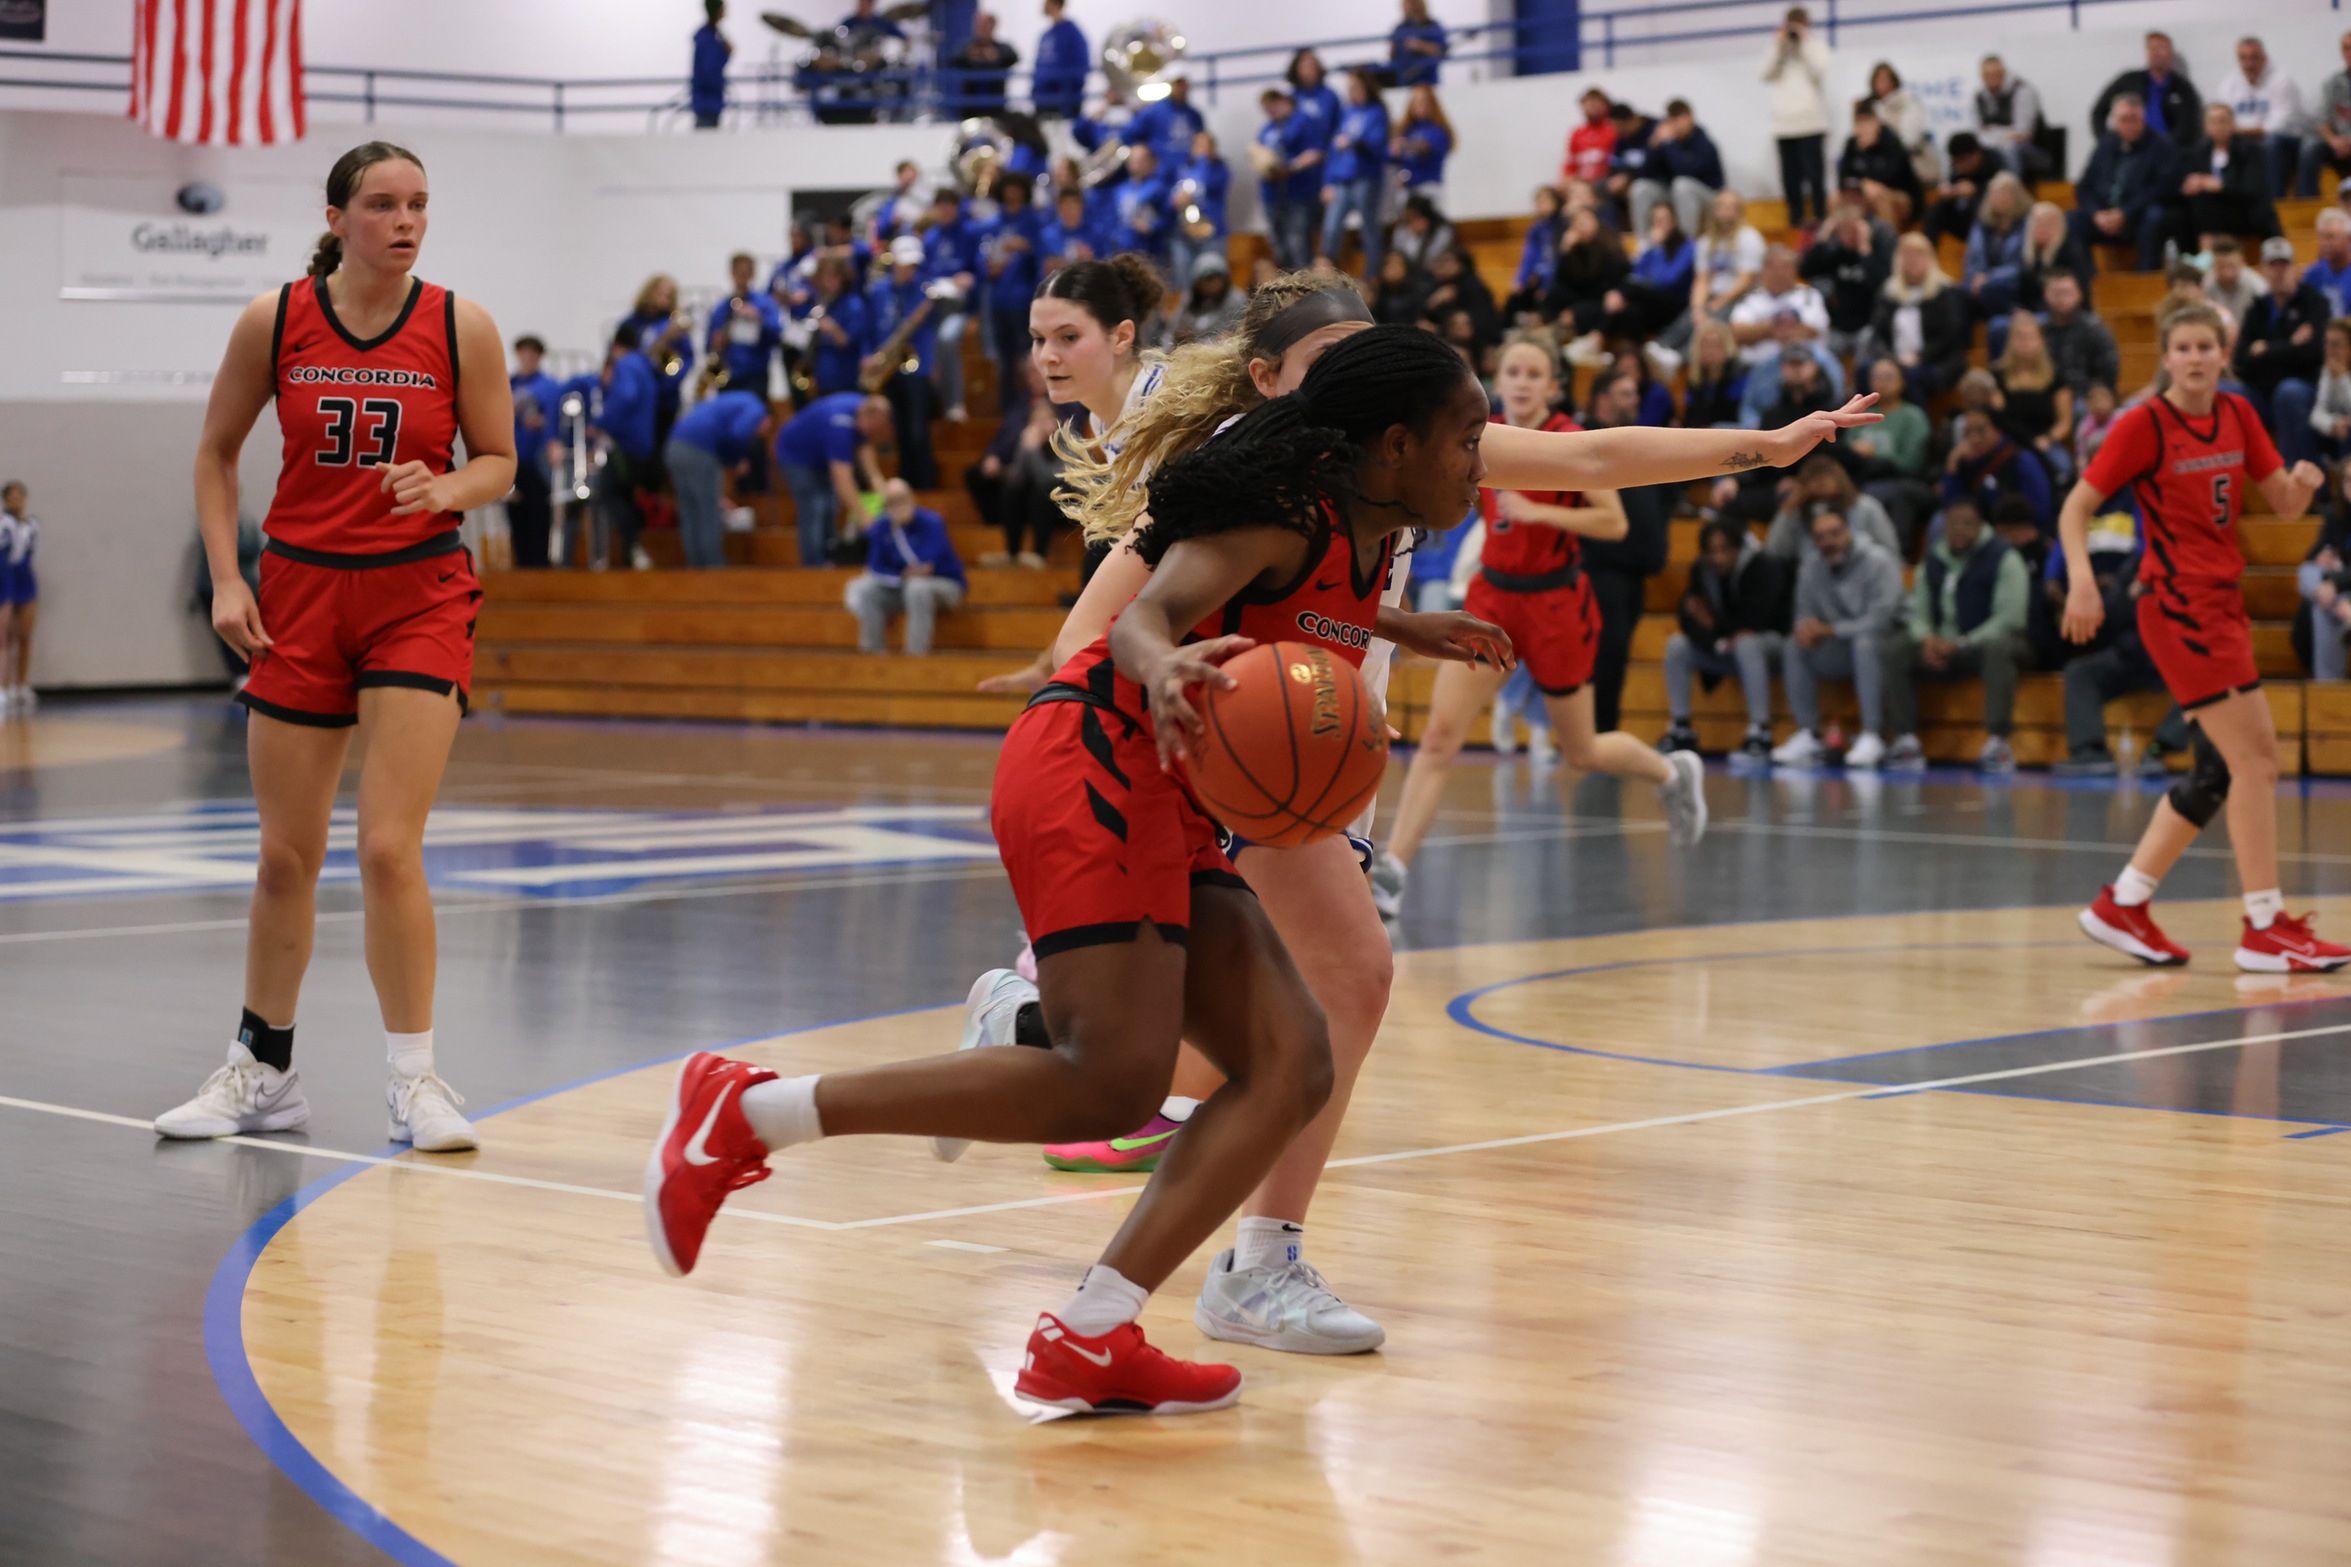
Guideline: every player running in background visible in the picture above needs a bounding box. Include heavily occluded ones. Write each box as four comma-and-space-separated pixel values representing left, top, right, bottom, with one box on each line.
0, 480, 37, 716
2064, 304, 2349, 972
1375, 339, 1708, 907
155, 141, 518, 1148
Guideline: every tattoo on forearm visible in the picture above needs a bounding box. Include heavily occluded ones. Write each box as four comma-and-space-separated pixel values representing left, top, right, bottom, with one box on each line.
1721, 451, 1766, 472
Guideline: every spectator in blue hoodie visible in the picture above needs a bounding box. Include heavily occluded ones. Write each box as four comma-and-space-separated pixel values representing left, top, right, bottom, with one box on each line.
846, 479, 968, 654
1942, 406, 2053, 535
1039, 185, 1101, 269
1391, 85, 1453, 202
1127, 75, 1205, 166
1166, 130, 1230, 292
1031, 0, 1088, 119
918, 187, 980, 420
1606, 205, 1697, 342
666, 389, 776, 568
621, 274, 694, 459
807, 252, 870, 395
867, 234, 943, 487
981, 173, 1044, 407
775, 391, 894, 565
1627, 99, 1724, 240
507, 336, 564, 568
706, 252, 783, 394
1389, 0, 1449, 87
1288, 49, 1343, 153
591, 327, 660, 568
1507, 184, 1567, 319
690, 0, 731, 128
1256, 87, 1325, 272
1109, 143, 1175, 265
1321, 67, 1392, 277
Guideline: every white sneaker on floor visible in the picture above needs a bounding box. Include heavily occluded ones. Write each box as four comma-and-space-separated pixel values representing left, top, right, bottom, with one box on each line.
154, 1043, 311, 1139
388, 1069, 477, 1152
1979, 734, 2016, 774
1526, 726, 1558, 766
1772, 729, 1824, 767
1885, 733, 1927, 772
936, 967, 1035, 1162
1659, 747, 1709, 848
1368, 851, 1408, 921
1195, 1250, 1385, 1354
1489, 714, 1518, 754
629, 545, 654, 571
1844, 731, 1886, 770
945, 403, 969, 423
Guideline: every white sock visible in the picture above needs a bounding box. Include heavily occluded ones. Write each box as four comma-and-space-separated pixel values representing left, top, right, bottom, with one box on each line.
1159, 1095, 1198, 1123
2245, 888, 2284, 930
2113, 865, 2160, 908
1056, 1264, 1148, 1337
1233, 1217, 1303, 1272
387, 1028, 434, 1080
739, 1074, 825, 1150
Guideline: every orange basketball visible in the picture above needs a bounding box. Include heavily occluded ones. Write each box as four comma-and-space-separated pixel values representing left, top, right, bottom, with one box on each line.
1182, 641, 1390, 849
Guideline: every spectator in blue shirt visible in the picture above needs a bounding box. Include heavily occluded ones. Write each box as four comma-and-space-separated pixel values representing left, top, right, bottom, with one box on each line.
1321, 68, 1392, 278
1390, 85, 1453, 200
666, 389, 776, 568
807, 253, 871, 396
1032, 0, 1088, 119
592, 327, 661, 568
866, 235, 943, 488
1508, 184, 1567, 317
1389, 0, 1448, 88
1128, 76, 1205, 166
2308, 210, 2351, 317
1287, 49, 1343, 147
918, 188, 980, 421
1109, 143, 1174, 263
982, 174, 1044, 407
506, 335, 563, 568
1255, 88, 1323, 271
846, 479, 968, 655
690, 0, 731, 128
1610, 206, 1697, 341
622, 274, 694, 455
1040, 186, 1100, 270
1167, 130, 1230, 290
706, 252, 784, 395
775, 390, 893, 565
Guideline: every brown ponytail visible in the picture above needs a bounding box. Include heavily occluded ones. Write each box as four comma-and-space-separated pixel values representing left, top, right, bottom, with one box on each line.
1034, 252, 1167, 339
310, 139, 425, 278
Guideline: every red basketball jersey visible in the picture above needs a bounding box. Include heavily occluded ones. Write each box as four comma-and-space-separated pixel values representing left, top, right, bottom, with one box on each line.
266, 276, 464, 554
1476, 412, 1585, 577
2082, 391, 2281, 587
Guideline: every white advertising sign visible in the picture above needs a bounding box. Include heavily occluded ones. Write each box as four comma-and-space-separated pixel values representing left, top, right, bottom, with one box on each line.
59, 174, 320, 303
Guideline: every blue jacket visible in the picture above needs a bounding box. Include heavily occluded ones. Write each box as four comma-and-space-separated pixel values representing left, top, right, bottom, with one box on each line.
622, 307, 692, 409
1632, 236, 1696, 297
670, 390, 770, 464
1171, 153, 1229, 234
1515, 215, 1564, 292
776, 391, 869, 469
1040, 210, 1103, 265
705, 291, 783, 389
865, 276, 938, 373
1258, 113, 1323, 204
864, 505, 967, 588
1651, 126, 1724, 188
1389, 20, 1447, 86
2305, 256, 2351, 318
1325, 101, 1390, 186
2076, 130, 2182, 224
1943, 437, 2054, 531
810, 288, 869, 394
921, 213, 979, 284
1032, 18, 1088, 110
1110, 169, 1173, 257
594, 352, 659, 461
1291, 83, 1342, 150
1962, 221, 2026, 300
982, 204, 1045, 308
690, 24, 728, 117
509, 370, 563, 474
1394, 117, 1451, 188
1128, 97, 1205, 164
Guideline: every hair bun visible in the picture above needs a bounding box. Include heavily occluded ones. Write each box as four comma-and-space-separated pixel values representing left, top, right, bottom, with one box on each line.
1106, 252, 1169, 325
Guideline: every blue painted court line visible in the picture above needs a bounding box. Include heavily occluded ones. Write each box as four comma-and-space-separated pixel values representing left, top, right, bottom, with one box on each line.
2284, 1125, 2351, 1139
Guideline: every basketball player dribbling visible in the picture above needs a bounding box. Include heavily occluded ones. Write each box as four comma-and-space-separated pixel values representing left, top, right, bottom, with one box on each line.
155, 141, 519, 1148
645, 328, 1512, 1415
1377, 337, 1709, 901
2063, 304, 2349, 972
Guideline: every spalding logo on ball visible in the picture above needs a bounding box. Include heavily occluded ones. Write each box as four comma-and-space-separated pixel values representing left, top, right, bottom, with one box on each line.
1183, 642, 1389, 849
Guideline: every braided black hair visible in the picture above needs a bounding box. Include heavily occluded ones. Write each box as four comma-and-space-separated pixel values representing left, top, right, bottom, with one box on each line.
1137, 325, 1476, 567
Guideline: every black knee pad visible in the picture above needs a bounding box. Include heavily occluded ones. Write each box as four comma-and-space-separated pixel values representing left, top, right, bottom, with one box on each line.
2167, 731, 2232, 828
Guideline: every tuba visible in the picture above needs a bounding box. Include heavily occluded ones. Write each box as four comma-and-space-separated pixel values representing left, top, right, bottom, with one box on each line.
1077, 20, 1187, 188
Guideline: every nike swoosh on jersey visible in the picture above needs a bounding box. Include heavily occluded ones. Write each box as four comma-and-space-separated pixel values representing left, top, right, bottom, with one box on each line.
682, 1083, 736, 1166
1108, 1127, 1180, 1152
1313, 579, 1341, 592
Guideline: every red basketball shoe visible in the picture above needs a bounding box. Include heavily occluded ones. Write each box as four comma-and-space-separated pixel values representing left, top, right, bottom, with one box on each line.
2235, 912, 2351, 973
1014, 1314, 1243, 1416
644, 1052, 779, 1278
2078, 887, 2190, 967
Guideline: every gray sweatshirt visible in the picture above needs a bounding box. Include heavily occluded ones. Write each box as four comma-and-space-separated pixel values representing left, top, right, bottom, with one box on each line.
1794, 534, 1906, 639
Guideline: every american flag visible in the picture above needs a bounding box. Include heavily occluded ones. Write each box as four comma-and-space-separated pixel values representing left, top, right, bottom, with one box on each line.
130, 0, 306, 145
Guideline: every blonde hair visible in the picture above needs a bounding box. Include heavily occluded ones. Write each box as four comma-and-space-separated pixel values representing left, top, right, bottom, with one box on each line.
1497, 328, 1561, 376
1980, 171, 2029, 229
1699, 190, 1748, 245
1995, 310, 2054, 388
2020, 201, 2069, 268
1883, 232, 1948, 301
2158, 302, 2227, 353
632, 274, 677, 317
1057, 270, 1359, 544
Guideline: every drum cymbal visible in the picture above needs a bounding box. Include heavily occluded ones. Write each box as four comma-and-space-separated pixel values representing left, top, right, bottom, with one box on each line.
880, 0, 929, 22
761, 11, 814, 37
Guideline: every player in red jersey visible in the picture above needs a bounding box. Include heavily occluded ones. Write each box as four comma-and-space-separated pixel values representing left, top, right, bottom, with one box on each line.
2060, 305, 2347, 973
154, 142, 518, 1148
1378, 340, 1708, 896
645, 329, 1511, 1415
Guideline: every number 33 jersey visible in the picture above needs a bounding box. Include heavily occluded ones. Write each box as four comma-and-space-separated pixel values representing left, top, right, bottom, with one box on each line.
265, 275, 463, 554
2082, 391, 2281, 588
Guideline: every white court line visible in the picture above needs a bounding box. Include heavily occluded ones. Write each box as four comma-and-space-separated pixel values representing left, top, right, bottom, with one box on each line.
7, 1020, 2342, 1233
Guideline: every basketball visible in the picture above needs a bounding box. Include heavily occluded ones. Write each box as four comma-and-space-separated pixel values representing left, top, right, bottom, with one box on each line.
1182, 641, 1389, 849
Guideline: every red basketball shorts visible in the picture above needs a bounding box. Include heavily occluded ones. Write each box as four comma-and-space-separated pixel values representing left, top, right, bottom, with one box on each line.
2137, 577, 2259, 712
991, 694, 1245, 959
1464, 571, 1599, 697
238, 538, 481, 728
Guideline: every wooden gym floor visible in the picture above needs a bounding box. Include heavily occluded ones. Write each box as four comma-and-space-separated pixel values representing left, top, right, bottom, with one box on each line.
3, 697, 2349, 1565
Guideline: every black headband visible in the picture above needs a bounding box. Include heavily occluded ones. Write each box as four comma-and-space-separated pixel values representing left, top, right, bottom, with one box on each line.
1253, 288, 1374, 361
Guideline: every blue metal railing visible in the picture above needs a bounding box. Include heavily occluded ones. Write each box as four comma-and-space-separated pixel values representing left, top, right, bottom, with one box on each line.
0, 0, 2299, 133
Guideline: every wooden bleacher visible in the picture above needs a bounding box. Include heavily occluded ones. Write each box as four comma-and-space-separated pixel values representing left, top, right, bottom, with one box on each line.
476, 181, 2351, 773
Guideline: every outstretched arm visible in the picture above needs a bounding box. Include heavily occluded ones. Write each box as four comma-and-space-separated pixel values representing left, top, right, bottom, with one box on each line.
1480, 395, 1880, 494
